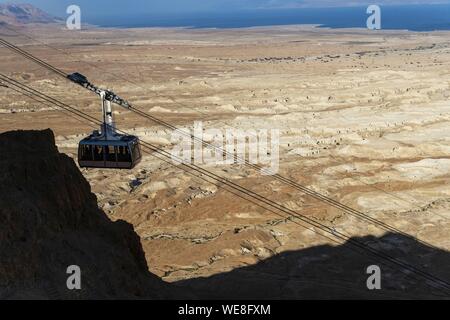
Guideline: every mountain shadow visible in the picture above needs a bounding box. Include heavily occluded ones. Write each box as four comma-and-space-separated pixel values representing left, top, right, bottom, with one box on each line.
0, 129, 191, 299
1, 129, 449, 300
175, 232, 450, 299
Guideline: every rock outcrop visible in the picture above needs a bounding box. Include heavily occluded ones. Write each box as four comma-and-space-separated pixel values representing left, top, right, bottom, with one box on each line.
0, 3, 61, 25
0, 129, 185, 299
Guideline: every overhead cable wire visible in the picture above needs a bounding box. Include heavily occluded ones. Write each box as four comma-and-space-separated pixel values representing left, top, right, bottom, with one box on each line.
1, 73, 450, 296
0, 36, 440, 252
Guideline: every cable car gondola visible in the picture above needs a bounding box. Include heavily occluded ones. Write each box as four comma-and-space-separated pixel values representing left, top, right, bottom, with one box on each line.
77, 89, 141, 169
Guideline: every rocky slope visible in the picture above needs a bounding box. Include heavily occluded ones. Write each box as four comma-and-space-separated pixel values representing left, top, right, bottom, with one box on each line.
0, 3, 60, 25
0, 129, 187, 299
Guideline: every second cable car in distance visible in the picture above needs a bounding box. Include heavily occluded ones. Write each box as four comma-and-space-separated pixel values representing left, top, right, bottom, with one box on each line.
76, 82, 142, 169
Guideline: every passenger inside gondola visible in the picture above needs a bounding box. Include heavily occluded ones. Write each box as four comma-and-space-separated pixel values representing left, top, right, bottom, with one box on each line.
80, 145, 93, 161
94, 145, 104, 161
117, 145, 132, 162
105, 146, 116, 162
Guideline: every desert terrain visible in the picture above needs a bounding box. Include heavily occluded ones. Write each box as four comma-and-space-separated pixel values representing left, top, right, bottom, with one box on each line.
1, 23, 450, 297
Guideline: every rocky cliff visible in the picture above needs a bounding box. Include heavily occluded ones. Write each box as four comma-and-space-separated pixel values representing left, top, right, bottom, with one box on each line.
0, 129, 185, 299
0, 3, 61, 25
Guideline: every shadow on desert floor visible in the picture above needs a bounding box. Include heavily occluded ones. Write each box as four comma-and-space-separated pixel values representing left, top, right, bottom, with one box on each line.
174, 233, 450, 299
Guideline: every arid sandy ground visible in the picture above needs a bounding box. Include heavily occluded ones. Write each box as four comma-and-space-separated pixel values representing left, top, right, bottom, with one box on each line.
1, 24, 450, 293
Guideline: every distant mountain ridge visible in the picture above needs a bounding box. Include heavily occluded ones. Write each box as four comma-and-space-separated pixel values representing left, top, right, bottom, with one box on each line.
0, 3, 61, 25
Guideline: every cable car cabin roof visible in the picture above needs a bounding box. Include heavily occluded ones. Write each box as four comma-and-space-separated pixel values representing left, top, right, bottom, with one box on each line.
79, 134, 139, 147
67, 72, 89, 85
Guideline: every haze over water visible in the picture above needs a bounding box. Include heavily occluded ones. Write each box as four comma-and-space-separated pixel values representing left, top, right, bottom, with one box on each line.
85, 5, 450, 32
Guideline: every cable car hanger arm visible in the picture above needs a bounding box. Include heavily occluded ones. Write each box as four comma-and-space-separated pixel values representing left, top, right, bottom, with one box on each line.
67, 72, 132, 109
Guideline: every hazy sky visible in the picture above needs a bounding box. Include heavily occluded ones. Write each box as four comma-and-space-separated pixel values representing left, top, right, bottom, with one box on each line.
2, 0, 450, 16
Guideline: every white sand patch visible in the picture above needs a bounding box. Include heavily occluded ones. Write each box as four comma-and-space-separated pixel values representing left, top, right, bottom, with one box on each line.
35, 79, 58, 86
322, 161, 385, 176
250, 107, 275, 114
216, 104, 238, 112
150, 85, 168, 91
384, 122, 450, 145
288, 147, 319, 157
141, 181, 169, 193
149, 106, 174, 113
337, 139, 397, 158
356, 193, 410, 212
234, 212, 262, 219
273, 102, 289, 112
203, 96, 223, 103
392, 159, 450, 180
